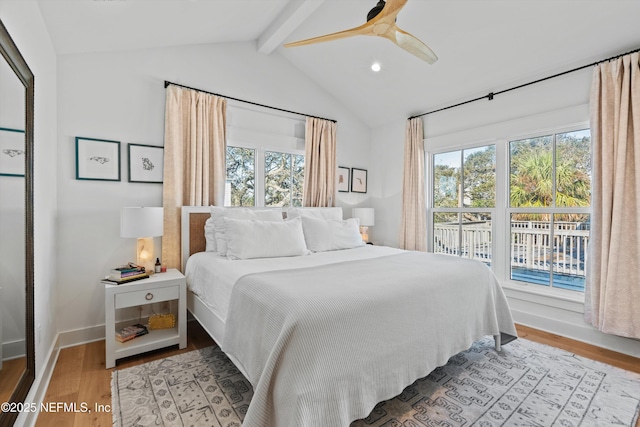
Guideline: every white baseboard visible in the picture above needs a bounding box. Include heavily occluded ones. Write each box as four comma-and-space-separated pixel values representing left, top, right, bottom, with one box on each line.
505, 289, 640, 358
1, 338, 26, 361
14, 333, 61, 427
57, 324, 105, 349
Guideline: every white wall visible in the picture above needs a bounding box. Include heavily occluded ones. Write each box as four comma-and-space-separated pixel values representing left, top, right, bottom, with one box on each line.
55, 41, 372, 339
370, 65, 640, 357
369, 121, 405, 247
0, 0, 59, 423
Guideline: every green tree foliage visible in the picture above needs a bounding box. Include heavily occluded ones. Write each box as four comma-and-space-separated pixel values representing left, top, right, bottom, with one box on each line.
556, 132, 591, 207
433, 146, 495, 217
226, 147, 255, 206
509, 132, 591, 221
433, 163, 459, 208
463, 146, 496, 208
434, 132, 590, 223
509, 137, 553, 208
265, 151, 304, 207
226, 147, 303, 207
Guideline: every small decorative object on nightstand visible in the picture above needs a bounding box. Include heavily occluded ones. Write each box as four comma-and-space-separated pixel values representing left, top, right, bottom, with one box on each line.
352, 207, 375, 242
104, 268, 186, 369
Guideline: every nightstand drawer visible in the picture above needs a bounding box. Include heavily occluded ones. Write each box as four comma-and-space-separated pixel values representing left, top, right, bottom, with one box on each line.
115, 285, 179, 309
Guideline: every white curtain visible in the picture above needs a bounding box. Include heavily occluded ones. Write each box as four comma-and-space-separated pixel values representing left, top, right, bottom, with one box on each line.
399, 117, 427, 251
303, 117, 337, 207
162, 85, 227, 269
585, 52, 640, 339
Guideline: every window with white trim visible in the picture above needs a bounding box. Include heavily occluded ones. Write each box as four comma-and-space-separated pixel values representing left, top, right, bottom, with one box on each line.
225, 145, 304, 207
432, 145, 495, 264
226, 146, 255, 206
508, 129, 591, 291
430, 128, 591, 292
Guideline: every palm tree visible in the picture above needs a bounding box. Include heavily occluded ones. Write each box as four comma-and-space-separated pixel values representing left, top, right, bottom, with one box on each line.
510, 147, 590, 221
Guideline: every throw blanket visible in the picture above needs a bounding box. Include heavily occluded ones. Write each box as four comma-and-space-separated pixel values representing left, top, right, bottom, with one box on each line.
222, 252, 517, 427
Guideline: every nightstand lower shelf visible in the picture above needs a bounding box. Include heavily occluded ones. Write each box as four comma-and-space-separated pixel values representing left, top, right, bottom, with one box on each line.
113, 327, 181, 361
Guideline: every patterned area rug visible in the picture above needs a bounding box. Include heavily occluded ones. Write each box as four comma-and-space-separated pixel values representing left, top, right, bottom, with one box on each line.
111, 337, 640, 427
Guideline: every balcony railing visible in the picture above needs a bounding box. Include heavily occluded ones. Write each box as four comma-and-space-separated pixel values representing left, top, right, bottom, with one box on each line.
433, 221, 589, 290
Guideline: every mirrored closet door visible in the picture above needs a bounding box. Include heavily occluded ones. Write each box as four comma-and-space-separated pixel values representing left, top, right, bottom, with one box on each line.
0, 17, 35, 427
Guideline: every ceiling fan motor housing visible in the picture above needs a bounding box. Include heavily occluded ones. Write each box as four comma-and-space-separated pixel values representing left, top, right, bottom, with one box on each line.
367, 0, 387, 21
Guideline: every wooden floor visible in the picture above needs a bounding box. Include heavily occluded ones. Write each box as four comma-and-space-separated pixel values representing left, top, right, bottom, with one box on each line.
33, 322, 640, 427
0, 358, 26, 404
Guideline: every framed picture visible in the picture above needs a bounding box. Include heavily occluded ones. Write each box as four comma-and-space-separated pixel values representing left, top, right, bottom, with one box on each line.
0, 127, 25, 177
128, 143, 164, 183
337, 166, 350, 192
351, 168, 368, 193
75, 136, 121, 181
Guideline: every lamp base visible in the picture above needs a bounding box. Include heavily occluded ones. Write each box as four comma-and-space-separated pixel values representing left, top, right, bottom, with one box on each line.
359, 226, 369, 243
136, 237, 155, 274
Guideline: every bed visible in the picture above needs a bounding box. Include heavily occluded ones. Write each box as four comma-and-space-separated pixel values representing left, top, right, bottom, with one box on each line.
181, 206, 517, 426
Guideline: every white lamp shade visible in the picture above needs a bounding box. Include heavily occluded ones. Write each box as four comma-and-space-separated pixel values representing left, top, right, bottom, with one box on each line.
352, 208, 375, 227
121, 207, 164, 238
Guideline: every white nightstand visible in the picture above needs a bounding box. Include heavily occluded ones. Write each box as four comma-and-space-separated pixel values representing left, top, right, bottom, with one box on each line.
104, 269, 187, 369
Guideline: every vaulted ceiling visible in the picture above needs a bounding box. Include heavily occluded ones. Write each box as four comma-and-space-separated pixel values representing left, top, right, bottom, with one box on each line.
37, 0, 640, 127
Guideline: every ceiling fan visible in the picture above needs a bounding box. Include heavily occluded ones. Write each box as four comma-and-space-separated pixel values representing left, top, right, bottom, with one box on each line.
284, 0, 438, 64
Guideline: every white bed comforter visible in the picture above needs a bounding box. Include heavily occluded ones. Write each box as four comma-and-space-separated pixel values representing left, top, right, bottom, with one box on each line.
222, 251, 517, 427
186, 245, 405, 321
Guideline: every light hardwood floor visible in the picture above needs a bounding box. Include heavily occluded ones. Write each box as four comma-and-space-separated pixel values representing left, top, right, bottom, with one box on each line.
33, 322, 640, 427
0, 358, 26, 404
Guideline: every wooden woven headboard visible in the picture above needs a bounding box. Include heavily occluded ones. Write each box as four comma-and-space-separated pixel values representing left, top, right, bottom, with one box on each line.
180, 206, 211, 270
189, 212, 209, 256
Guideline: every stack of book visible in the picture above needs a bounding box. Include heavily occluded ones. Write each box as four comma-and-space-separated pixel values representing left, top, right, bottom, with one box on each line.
104, 264, 149, 284
115, 323, 149, 343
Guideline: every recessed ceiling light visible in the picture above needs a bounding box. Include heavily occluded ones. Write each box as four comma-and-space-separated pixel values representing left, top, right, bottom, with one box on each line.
371, 62, 381, 72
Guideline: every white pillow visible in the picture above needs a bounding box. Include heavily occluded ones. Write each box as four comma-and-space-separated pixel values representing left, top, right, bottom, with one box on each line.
286, 207, 343, 220
204, 217, 216, 252
301, 216, 365, 252
211, 207, 283, 256
224, 217, 310, 260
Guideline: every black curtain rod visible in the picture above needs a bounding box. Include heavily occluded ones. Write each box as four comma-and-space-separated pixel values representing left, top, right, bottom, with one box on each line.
409, 47, 640, 120
164, 80, 337, 123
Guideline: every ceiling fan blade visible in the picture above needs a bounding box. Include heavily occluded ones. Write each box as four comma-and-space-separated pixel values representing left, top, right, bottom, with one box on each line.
284, 0, 437, 65
391, 26, 438, 64
284, 23, 372, 48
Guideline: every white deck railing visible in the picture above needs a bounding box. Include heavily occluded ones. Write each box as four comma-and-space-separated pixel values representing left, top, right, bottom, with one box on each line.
433, 221, 589, 277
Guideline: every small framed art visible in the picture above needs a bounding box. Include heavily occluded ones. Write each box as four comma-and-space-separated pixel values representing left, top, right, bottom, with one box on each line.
128, 143, 164, 183
75, 137, 121, 181
0, 127, 25, 177
351, 168, 368, 193
337, 166, 350, 192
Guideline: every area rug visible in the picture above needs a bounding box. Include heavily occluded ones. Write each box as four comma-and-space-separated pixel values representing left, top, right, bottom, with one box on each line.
111, 337, 640, 427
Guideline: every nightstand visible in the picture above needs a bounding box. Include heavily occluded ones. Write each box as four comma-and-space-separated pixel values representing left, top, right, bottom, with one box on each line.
104, 269, 186, 369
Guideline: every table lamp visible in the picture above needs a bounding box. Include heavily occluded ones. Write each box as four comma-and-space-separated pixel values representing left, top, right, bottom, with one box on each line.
120, 207, 163, 273
352, 208, 375, 242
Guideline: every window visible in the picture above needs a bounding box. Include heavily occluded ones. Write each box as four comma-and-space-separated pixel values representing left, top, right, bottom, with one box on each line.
432, 145, 495, 264
509, 130, 591, 291
265, 151, 304, 207
225, 145, 304, 207
430, 128, 591, 293
226, 146, 255, 207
